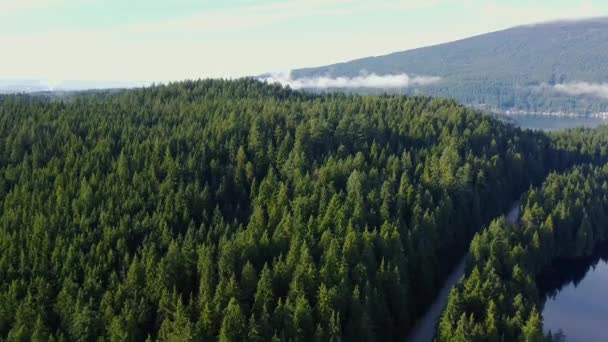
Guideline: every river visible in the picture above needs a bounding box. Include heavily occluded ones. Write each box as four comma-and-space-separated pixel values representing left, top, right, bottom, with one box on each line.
538, 244, 608, 342
406, 200, 521, 342
406, 116, 605, 342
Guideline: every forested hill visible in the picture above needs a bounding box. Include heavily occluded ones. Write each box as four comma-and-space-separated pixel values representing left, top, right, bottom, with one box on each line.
290, 18, 608, 115
0, 79, 607, 341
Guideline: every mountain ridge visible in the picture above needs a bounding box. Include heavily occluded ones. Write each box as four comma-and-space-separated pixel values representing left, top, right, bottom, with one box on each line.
289, 17, 608, 115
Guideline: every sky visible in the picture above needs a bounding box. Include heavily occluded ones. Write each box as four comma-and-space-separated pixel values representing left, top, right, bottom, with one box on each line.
1, 0, 607, 85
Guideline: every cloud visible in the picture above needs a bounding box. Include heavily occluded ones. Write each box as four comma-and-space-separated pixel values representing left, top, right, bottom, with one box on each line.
4, 0, 606, 83
260, 71, 441, 89
554, 82, 608, 99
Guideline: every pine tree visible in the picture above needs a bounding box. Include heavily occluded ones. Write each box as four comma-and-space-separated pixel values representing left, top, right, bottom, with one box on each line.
158, 298, 193, 341
240, 261, 258, 309
219, 298, 246, 342
484, 300, 499, 342
522, 306, 543, 342
292, 295, 313, 340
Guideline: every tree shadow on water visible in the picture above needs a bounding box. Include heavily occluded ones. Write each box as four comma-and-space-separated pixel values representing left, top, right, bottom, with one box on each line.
537, 243, 608, 341
538, 242, 608, 301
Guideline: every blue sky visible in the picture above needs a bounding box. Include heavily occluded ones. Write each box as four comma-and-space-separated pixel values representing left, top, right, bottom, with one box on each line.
1, 0, 606, 84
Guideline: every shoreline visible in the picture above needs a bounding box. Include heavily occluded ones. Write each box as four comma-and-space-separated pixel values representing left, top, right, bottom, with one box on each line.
497, 110, 608, 120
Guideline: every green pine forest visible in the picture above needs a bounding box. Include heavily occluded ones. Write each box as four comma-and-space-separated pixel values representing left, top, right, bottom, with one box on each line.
438, 164, 608, 341
1, 79, 608, 341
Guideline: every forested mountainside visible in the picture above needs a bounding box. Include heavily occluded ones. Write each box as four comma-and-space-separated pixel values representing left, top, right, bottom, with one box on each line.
438, 164, 608, 341
0, 79, 607, 341
291, 18, 608, 115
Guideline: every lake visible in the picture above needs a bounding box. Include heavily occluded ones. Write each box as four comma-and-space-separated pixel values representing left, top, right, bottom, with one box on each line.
508, 115, 607, 131
538, 244, 608, 342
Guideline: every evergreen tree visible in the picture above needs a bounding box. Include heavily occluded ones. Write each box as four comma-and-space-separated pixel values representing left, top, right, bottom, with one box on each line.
219, 298, 246, 342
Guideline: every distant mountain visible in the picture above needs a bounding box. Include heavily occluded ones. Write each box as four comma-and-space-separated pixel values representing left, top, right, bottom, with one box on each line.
0, 79, 148, 94
289, 18, 608, 115
0, 80, 50, 94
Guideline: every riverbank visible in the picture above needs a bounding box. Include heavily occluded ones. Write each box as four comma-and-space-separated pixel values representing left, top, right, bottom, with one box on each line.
436, 164, 608, 341
406, 200, 521, 342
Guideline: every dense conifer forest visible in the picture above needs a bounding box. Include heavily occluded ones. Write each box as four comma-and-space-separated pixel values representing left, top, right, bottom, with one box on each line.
1, 79, 608, 341
438, 164, 608, 341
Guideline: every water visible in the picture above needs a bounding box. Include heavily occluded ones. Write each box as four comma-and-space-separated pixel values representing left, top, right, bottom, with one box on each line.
407, 200, 521, 342
407, 115, 607, 342
508, 114, 607, 342
406, 258, 466, 342
539, 245, 608, 342
508, 115, 606, 131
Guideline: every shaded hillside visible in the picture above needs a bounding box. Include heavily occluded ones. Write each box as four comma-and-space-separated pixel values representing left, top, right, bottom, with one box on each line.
291, 18, 608, 114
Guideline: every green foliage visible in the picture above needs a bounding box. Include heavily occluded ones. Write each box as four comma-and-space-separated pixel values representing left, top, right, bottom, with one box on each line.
219, 298, 245, 342
1, 79, 607, 340
439, 164, 608, 341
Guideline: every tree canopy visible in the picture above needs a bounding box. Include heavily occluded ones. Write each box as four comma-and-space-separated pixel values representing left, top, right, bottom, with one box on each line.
1, 79, 608, 340
438, 164, 608, 341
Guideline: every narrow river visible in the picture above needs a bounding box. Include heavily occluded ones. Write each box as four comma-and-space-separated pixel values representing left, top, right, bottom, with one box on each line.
406, 200, 521, 342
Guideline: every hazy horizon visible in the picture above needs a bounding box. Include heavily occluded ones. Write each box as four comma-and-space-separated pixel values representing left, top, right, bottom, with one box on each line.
1, 0, 607, 87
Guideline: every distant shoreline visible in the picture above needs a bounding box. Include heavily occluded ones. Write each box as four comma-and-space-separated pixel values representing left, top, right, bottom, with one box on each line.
502, 110, 608, 119
481, 107, 608, 120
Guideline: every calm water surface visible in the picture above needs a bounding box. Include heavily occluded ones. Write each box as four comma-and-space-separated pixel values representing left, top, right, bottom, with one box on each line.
510, 115, 607, 131
539, 245, 608, 342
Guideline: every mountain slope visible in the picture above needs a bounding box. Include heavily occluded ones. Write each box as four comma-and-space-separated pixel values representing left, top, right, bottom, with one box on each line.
291, 18, 608, 115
